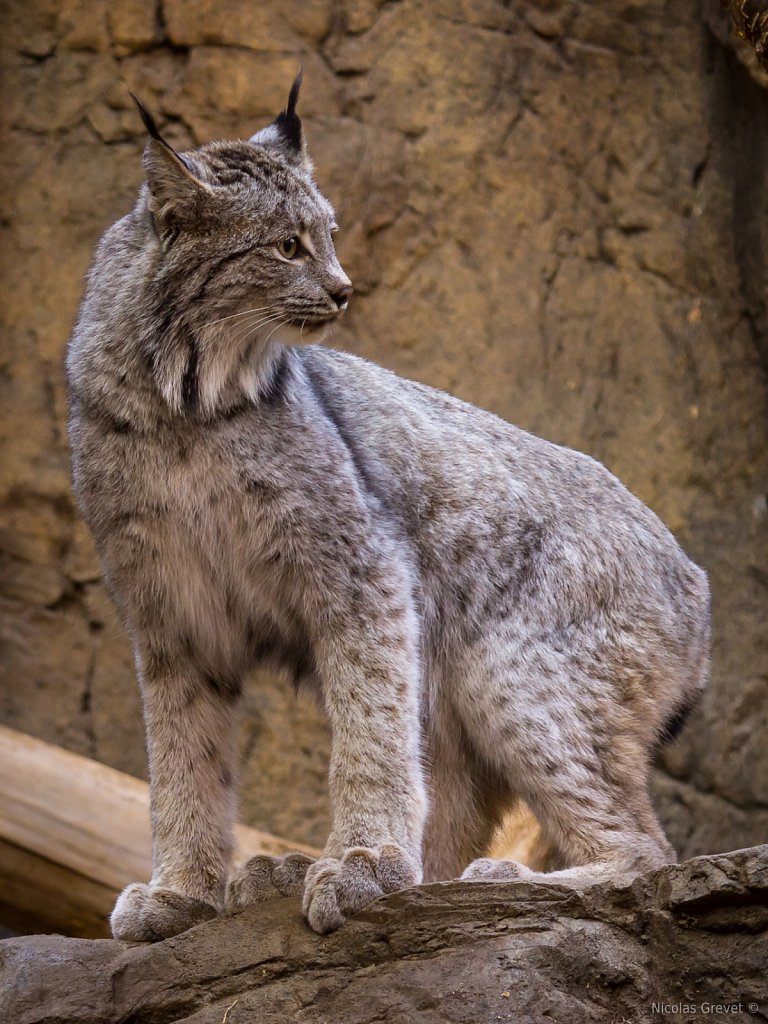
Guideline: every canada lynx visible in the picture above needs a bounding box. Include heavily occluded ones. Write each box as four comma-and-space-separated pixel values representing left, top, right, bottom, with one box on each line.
66, 77, 710, 940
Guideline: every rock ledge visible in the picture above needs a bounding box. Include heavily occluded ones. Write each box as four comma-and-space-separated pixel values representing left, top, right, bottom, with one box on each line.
2, 847, 767, 1024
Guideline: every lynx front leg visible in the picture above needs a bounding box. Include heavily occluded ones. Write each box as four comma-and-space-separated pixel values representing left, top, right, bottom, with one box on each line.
111, 647, 241, 941
302, 586, 428, 934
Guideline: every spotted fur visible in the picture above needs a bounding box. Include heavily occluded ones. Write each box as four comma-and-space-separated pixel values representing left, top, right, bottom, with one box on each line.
67, 78, 710, 939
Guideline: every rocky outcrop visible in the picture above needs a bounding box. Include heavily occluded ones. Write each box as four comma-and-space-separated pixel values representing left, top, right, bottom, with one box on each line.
2, 846, 767, 1024
0, 0, 766, 860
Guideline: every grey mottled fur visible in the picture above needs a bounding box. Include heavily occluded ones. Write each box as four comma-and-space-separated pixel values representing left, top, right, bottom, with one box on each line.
66, 79, 710, 939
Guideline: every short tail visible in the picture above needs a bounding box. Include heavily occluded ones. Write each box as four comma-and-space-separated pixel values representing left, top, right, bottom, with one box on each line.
658, 561, 710, 747
657, 691, 700, 745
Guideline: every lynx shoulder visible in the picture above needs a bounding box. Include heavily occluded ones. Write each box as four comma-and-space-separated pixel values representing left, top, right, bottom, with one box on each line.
67, 76, 710, 940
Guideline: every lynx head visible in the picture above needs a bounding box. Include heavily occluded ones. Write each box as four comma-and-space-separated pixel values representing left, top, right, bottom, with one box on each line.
130, 74, 352, 414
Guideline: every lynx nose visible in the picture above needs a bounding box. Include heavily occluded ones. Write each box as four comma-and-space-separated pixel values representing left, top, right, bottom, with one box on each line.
331, 283, 353, 311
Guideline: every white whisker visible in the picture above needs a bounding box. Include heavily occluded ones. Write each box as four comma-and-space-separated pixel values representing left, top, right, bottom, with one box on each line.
231, 312, 284, 342
236, 313, 286, 345
264, 318, 291, 346
202, 305, 277, 330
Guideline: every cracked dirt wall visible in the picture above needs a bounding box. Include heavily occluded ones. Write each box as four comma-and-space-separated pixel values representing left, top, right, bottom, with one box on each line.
0, 0, 766, 868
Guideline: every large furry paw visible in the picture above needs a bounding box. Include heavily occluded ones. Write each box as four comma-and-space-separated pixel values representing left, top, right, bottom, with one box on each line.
110, 882, 217, 942
461, 857, 534, 881
226, 852, 315, 911
303, 844, 420, 934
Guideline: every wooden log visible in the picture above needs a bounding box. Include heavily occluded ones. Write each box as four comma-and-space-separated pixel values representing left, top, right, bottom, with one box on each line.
0, 724, 320, 938
0, 837, 115, 939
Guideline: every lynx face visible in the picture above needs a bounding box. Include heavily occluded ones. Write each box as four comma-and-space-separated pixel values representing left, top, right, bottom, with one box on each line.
132, 78, 352, 413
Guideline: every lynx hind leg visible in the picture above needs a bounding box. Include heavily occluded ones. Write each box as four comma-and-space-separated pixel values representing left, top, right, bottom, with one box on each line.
461, 666, 676, 889
463, 761, 673, 887
421, 712, 513, 883
226, 852, 315, 911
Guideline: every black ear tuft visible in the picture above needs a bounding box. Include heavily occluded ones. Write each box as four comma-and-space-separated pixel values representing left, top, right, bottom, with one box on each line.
286, 69, 303, 118
131, 92, 198, 178
273, 69, 303, 155
131, 92, 210, 234
248, 71, 312, 172
130, 92, 163, 142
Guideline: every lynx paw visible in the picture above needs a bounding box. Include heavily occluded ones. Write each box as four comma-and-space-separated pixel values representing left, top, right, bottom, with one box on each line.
303, 844, 420, 934
461, 858, 534, 881
110, 882, 217, 942
226, 852, 315, 911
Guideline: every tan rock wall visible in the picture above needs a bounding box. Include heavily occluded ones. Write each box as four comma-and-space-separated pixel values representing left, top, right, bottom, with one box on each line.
1, 0, 766, 856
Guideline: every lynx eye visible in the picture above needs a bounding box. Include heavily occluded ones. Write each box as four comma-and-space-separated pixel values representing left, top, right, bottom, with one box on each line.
277, 236, 300, 260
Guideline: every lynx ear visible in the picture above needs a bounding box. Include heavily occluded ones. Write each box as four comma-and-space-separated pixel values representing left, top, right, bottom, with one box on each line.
131, 94, 211, 231
249, 72, 313, 173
